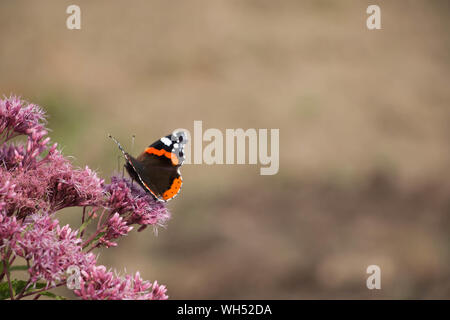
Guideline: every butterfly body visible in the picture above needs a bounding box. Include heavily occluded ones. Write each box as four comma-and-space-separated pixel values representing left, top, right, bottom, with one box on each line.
110, 131, 187, 202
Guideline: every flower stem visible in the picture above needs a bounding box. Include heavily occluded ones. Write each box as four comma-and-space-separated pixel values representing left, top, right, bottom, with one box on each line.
82, 228, 103, 249
17, 281, 66, 300
81, 206, 86, 237
15, 279, 32, 299
4, 260, 14, 300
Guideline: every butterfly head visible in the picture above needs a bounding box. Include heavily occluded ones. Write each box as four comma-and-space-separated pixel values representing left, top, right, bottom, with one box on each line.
169, 130, 188, 165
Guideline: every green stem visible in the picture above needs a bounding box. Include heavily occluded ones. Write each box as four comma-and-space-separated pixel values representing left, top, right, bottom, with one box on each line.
82, 228, 103, 249
17, 281, 66, 300
4, 260, 14, 300
15, 279, 32, 299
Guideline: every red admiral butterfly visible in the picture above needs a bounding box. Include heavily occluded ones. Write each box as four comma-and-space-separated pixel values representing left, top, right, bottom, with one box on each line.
109, 131, 187, 202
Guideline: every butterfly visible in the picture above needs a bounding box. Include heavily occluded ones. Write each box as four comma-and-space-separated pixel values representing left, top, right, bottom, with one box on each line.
109, 131, 187, 202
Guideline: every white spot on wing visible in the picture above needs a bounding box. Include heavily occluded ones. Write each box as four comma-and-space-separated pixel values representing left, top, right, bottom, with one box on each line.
161, 137, 172, 146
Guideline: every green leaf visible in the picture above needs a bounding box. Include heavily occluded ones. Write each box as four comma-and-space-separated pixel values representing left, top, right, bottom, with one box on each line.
13, 280, 28, 294
78, 216, 93, 236
0, 281, 11, 300
94, 232, 106, 242
40, 291, 66, 300
0, 279, 69, 300
0, 279, 28, 300
18, 282, 48, 298
25, 282, 67, 300
33, 282, 47, 290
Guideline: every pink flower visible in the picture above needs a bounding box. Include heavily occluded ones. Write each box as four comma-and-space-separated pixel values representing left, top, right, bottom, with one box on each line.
0, 151, 105, 216
1, 166, 49, 217
0, 175, 17, 213
0, 96, 52, 170
98, 213, 133, 248
48, 164, 105, 211
74, 266, 168, 300
0, 210, 23, 251
105, 176, 170, 230
15, 214, 96, 287
149, 280, 169, 300
104, 176, 134, 215
0, 144, 26, 170
0, 96, 47, 141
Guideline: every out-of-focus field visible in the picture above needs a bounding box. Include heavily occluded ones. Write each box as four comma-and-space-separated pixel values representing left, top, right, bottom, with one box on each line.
1, 0, 449, 298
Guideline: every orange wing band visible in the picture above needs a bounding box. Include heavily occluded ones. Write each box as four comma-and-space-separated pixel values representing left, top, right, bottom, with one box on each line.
145, 147, 178, 165
163, 177, 183, 200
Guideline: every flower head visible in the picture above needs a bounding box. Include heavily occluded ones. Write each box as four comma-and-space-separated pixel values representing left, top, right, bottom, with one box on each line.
99, 212, 133, 248
0, 95, 47, 140
15, 214, 96, 287
48, 164, 105, 211
0, 210, 23, 251
74, 266, 168, 300
0, 96, 51, 169
104, 175, 170, 230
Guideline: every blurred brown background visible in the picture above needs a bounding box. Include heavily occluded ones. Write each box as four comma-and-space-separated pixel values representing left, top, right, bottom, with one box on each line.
1, 0, 449, 299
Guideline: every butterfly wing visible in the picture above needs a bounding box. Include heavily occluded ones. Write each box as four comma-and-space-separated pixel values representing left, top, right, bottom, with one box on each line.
128, 153, 182, 201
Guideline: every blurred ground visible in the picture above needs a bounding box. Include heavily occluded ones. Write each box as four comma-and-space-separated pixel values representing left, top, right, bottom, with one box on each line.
1, 0, 449, 298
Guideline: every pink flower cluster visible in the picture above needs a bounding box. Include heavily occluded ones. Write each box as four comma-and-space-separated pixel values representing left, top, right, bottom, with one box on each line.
75, 266, 168, 300
0, 96, 169, 300
14, 214, 96, 287
105, 176, 170, 232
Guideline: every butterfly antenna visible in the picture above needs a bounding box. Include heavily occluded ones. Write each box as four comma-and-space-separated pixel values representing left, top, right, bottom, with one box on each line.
109, 134, 128, 177
131, 134, 136, 156
108, 134, 127, 157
